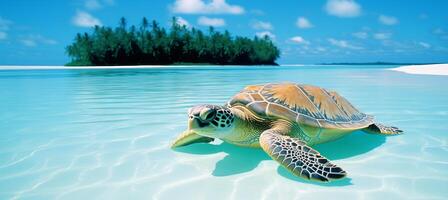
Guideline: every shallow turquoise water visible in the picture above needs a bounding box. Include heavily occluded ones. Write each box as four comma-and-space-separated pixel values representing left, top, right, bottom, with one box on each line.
0, 65, 447, 199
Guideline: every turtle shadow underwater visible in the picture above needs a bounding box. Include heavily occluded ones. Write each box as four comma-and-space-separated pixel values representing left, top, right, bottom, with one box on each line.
173, 130, 386, 186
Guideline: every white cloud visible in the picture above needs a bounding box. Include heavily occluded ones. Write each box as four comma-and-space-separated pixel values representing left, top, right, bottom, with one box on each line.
20, 34, 57, 47
0, 17, 13, 31
433, 28, 448, 40
381, 40, 407, 49
21, 39, 36, 47
256, 31, 275, 39
316, 47, 327, 52
352, 31, 368, 39
85, 0, 101, 10
290, 36, 310, 45
85, 0, 114, 10
250, 9, 264, 15
197, 16, 225, 27
0, 17, 12, 41
325, 0, 361, 18
380, 40, 435, 52
296, 17, 313, 29
328, 38, 362, 49
379, 15, 398, 25
171, 0, 244, 15
373, 32, 391, 40
433, 28, 445, 35
176, 16, 190, 27
0, 31, 7, 40
252, 20, 273, 30
419, 42, 430, 48
73, 11, 102, 27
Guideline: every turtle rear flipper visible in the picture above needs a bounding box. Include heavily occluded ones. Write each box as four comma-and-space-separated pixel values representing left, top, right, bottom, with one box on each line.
259, 123, 347, 182
363, 123, 403, 135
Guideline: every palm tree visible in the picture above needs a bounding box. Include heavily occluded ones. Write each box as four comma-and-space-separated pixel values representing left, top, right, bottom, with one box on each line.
66, 17, 280, 66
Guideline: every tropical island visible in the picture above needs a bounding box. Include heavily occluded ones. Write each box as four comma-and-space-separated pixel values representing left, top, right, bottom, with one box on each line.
66, 17, 280, 66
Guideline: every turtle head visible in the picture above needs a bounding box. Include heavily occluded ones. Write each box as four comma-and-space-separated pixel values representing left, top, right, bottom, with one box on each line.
187, 105, 235, 138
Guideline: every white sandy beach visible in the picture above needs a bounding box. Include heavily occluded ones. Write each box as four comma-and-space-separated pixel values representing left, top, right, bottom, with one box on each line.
391, 64, 448, 76
0, 65, 200, 70
1, 64, 448, 77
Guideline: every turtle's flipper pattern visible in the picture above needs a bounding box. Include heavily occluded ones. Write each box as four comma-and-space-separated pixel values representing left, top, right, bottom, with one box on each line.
364, 123, 403, 135
171, 130, 214, 148
260, 130, 346, 182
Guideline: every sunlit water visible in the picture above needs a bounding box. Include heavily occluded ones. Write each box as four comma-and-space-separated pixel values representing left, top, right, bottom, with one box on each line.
0, 65, 447, 200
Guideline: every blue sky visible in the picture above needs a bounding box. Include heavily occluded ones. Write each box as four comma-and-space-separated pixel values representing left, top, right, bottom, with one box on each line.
0, 0, 447, 65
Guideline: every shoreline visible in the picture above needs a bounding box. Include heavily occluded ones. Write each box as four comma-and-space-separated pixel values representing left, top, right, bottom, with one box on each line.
0, 63, 395, 70
0, 65, 248, 70
1, 64, 447, 76
390, 64, 448, 76
0, 64, 283, 70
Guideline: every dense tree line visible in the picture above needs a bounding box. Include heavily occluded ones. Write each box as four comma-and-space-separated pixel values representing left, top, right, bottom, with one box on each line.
66, 17, 280, 66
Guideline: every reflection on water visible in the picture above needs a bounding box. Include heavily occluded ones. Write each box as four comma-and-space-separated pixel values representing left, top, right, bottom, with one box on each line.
175, 131, 386, 179
0, 65, 447, 199
315, 131, 386, 160
175, 142, 271, 177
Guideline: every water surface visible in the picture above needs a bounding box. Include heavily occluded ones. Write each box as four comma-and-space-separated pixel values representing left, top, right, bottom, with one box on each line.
0, 65, 447, 199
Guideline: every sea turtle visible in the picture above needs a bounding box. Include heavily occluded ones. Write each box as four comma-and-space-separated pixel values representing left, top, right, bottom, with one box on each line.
171, 83, 402, 182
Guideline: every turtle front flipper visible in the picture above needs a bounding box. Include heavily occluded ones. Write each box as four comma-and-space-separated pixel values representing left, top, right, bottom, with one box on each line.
259, 124, 347, 182
363, 123, 403, 135
171, 130, 214, 148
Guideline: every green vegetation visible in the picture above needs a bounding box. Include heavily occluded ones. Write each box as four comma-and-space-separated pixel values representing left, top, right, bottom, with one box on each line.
66, 17, 280, 66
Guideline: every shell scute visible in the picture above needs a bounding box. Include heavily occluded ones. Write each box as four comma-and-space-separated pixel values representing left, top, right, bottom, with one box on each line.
260, 83, 323, 119
246, 101, 269, 117
267, 103, 298, 120
243, 85, 263, 93
228, 83, 372, 129
326, 90, 366, 121
298, 85, 351, 122
228, 92, 252, 106
250, 93, 264, 102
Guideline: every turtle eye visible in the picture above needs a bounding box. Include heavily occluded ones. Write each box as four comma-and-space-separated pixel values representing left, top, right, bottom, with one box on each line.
204, 110, 216, 121
199, 108, 216, 121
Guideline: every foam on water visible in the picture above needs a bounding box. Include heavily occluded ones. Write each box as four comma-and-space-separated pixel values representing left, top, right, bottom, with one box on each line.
0, 65, 447, 199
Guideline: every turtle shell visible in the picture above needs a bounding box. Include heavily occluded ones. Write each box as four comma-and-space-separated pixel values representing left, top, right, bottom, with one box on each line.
227, 83, 373, 130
